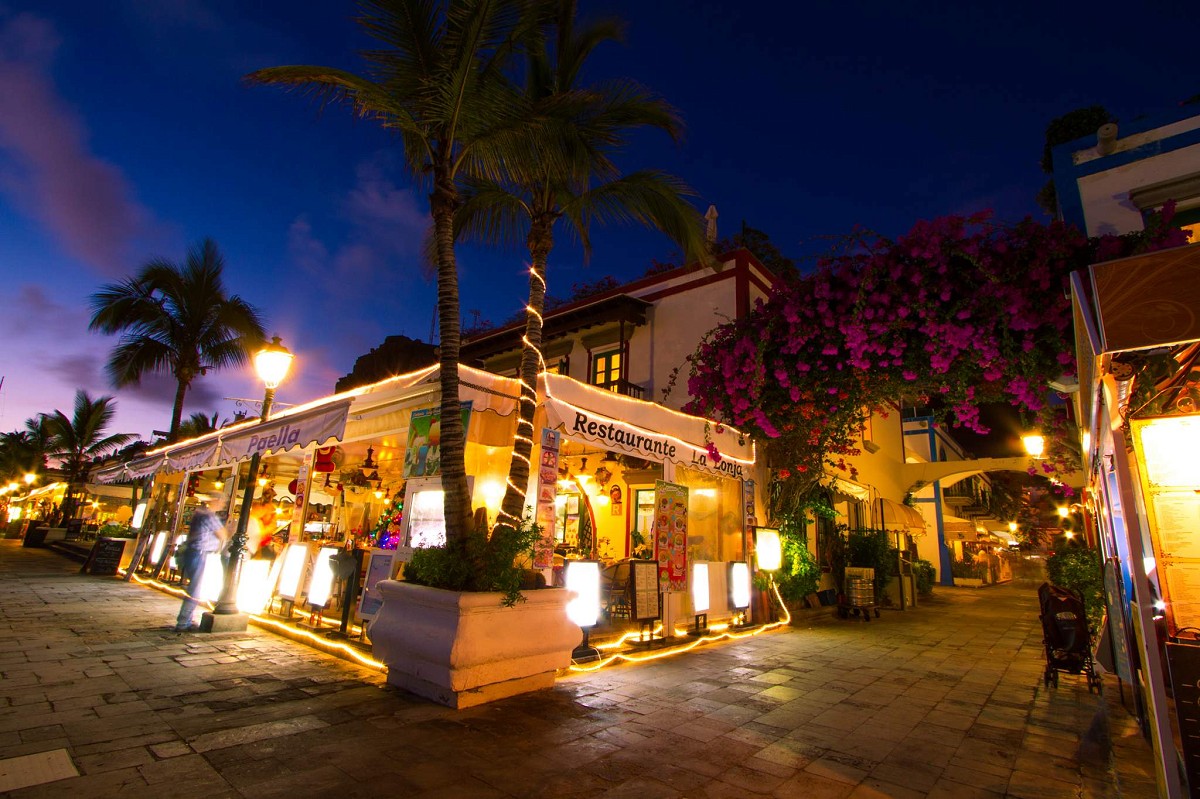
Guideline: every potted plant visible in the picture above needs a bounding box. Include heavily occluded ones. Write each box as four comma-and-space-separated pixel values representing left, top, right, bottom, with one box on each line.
950, 558, 986, 588
368, 515, 579, 709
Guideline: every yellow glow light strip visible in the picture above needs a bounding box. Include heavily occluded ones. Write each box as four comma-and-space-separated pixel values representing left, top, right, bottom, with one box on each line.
125, 570, 384, 670
568, 578, 791, 672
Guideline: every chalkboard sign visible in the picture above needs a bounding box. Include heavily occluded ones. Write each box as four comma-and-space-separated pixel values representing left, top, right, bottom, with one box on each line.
1165, 642, 1200, 793
86, 537, 128, 575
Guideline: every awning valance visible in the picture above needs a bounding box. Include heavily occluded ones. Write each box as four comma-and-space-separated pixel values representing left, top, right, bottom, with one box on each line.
880, 498, 926, 532
91, 463, 128, 484
217, 399, 352, 465
540, 372, 755, 480
164, 439, 220, 473
942, 514, 986, 541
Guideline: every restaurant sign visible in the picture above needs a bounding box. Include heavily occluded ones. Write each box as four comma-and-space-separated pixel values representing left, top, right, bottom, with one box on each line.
551, 406, 747, 479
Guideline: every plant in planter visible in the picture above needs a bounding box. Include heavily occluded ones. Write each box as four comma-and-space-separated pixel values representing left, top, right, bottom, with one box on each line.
370, 514, 580, 709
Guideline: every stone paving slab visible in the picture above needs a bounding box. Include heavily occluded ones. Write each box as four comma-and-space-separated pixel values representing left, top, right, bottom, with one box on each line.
0, 541, 1159, 798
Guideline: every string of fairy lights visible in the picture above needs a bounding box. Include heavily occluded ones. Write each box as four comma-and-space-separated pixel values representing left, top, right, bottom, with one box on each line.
497, 265, 549, 528
124, 570, 791, 675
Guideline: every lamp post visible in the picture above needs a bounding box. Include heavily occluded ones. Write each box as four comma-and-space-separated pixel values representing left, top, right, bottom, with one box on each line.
206, 337, 293, 629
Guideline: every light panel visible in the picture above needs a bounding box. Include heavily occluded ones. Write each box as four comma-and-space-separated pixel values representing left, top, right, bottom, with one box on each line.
692, 562, 710, 613
565, 560, 601, 628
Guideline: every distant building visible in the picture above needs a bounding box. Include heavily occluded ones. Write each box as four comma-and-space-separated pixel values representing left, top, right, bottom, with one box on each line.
461, 250, 774, 410
1053, 104, 1200, 239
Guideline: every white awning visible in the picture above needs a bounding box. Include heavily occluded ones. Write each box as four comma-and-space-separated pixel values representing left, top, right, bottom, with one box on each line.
165, 439, 221, 473
880, 498, 926, 533
540, 372, 756, 479
91, 463, 128, 484
942, 514, 987, 541
127, 454, 167, 479
217, 399, 353, 465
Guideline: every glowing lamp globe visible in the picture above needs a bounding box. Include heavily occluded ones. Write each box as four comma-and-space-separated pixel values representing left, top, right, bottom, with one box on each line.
254, 336, 294, 389
1022, 434, 1045, 459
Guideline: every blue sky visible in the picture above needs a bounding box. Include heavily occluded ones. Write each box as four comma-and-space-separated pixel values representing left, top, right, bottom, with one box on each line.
0, 0, 1195, 442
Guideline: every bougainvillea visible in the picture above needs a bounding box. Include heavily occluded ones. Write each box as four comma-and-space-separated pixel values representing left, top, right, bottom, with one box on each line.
685, 209, 1190, 510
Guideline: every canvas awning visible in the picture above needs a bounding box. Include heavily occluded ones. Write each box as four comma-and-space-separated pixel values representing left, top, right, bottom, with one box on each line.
880, 498, 926, 533
1090, 242, 1200, 353
91, 462, 129, 485
539, 372, 755, 479
216, 399, 353, 465
942, 514, 987, 541
164, 438, 221, 473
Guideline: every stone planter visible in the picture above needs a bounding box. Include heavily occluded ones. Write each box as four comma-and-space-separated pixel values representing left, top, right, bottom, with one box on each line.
369, 580, 579, 709
953, 577, 985, 588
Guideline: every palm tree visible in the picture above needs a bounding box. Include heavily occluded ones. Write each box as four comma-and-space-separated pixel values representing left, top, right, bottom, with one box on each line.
0, 416, 52, 482
88, 238, 266, 440
248, 0, 547, 548
456, 0, 709, 524
44, 391, 135, 520
176, 411, 223, 441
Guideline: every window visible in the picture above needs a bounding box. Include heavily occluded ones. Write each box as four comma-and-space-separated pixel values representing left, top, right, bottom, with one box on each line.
591, 348, 622, 391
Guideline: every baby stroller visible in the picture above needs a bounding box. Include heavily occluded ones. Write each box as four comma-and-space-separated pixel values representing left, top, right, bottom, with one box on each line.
1038, 582, 1101, 692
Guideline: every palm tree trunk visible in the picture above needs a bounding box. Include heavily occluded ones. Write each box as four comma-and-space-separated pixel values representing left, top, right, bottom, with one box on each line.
430, 174, 474, 548
169, 377, 189, 441
497, 217, 554, 526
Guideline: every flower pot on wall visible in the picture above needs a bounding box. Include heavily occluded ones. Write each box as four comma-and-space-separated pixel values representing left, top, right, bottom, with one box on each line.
369, 580, 579, 709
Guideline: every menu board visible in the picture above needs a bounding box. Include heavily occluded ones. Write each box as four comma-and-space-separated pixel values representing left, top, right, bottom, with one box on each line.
1150, 492, 1200, 559
653, 480, 688, 592
86, 538, 127, 576
357, 548, 396, 621
629, 560, 660, 621
1131, 417, 1200, 633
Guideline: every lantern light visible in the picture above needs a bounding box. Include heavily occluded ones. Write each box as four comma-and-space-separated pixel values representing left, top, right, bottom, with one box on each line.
565, 560, 602, 663
755, 528, 782, 572
254, 336, 294, 390
689, 562, 710, 636
1022, 434, 1045, 459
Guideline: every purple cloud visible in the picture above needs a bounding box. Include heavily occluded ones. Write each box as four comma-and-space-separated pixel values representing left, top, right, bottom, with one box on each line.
0, 11, 151, 276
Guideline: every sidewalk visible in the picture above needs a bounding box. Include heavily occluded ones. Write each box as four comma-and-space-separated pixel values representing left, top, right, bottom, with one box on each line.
0, 542, 1158, 798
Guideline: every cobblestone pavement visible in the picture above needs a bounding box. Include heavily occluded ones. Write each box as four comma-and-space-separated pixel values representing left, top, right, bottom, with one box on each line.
0, 541, 1158, 798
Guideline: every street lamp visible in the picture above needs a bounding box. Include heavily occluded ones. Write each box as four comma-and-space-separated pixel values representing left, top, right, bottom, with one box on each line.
23, 473, 36, 486
207, 336, 293, 628
1022, 434, 1045, 459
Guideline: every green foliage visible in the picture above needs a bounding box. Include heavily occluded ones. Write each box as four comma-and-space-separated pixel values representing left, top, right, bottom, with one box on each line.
846, 528, 896, 598
777, 532, 821, 601
1047, 546, 1104, 634
97, 522, 134, 538
950, 559, 986, 579
914, 559, 936, 595
405, 515, 541, 607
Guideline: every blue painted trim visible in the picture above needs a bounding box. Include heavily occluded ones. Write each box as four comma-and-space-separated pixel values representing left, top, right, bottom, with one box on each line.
1067, 126, 1200, 179
1052, 110, 1200, 231
1058, 104, 1200, 155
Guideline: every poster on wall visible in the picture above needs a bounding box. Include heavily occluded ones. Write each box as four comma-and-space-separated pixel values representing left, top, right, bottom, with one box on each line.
287, 453, 311, 543
533, 428, 560, 569
654, 480, 689, 592
403, 402, 472, 478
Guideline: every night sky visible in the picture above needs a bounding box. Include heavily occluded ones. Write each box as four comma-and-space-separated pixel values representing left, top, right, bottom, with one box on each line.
0, 0, 1195, 443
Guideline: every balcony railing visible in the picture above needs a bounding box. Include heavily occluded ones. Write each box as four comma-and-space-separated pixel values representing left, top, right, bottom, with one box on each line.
596, 379, 645, 400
